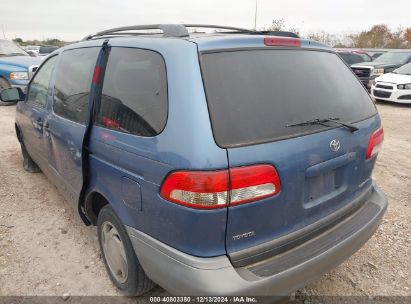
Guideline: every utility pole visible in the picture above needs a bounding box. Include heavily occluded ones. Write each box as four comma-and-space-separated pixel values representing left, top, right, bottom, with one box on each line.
254, 0, 258, 30
1, 24, 6, 39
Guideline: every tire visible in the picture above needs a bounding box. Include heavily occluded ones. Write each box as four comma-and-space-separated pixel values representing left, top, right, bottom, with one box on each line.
97, 205, 155, 296
21, 142, 41, 173
0, 78, 15, 106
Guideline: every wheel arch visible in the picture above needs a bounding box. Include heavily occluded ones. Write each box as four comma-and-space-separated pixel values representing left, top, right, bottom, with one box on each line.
83, 190, 111, 226
0, 75, 11, 86
15, 123, 23, 142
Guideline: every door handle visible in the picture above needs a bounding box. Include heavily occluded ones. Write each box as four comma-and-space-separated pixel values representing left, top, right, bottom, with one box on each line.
34, 117, 43, 129
43, 121, 51, 138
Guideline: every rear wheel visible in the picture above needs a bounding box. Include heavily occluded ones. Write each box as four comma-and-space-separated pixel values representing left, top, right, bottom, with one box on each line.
21, 142, 41, 173
0, 78, 15, 106
97, 205, 155, 296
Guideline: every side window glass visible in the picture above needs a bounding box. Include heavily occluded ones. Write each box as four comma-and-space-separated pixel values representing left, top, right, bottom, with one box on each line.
97, 48, 168, 136
53, 48, 100, 124
27, 56, 58, 108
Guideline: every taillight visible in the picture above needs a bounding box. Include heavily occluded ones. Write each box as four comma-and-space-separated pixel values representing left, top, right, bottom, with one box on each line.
366, 127, 384, 159
160, 165, 280, 209
264, 37, 301, 47
160, 170, 229, 209
229, 165, 280, 206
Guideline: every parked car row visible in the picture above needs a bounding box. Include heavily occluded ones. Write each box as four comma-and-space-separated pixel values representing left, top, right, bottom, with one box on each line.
351, 50, 411, 90
335, 49, 373, 65
0, 40, 43, 105
370, 62, 411, 104
0, 24, 387, 296
24, 45, 59, 57
335, 47, 411, 104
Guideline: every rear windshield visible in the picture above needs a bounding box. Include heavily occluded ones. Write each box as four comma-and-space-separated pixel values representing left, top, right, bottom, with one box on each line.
201, 49, 377, 147
374, 52, 411, 64
339, 53, 364, 65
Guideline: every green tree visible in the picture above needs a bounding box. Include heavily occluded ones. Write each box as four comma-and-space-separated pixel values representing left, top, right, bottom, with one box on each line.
44, 38, 63, 47
404, 28, 411, 47
12, 38, 23, 44
307, 31, 341, 47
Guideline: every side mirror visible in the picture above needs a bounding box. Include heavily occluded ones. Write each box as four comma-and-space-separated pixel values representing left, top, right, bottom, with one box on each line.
0, 88, 25, 103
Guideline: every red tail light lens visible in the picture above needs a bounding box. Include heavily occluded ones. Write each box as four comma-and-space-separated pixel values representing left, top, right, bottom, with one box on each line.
229, 165, 280, 205
160, 170, 229, 209
160, 165, 280, 209
366, 127, 384, 159
264, 37, 301, 47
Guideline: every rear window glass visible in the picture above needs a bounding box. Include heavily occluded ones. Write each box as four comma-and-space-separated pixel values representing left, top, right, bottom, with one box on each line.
339, 53, 364, 65
201, 49, 377, 147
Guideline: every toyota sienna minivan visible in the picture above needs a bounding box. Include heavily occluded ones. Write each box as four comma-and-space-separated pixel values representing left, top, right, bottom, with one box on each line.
0, 24, 387, 296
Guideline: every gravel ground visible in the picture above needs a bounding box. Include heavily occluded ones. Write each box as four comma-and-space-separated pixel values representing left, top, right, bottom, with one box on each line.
0, 102, 410, 301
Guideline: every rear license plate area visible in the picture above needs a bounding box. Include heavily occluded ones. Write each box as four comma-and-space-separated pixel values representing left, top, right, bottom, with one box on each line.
304, 166, 346, 208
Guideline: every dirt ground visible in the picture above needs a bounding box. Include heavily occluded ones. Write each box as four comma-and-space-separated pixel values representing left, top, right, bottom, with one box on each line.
0, 102, 410, 301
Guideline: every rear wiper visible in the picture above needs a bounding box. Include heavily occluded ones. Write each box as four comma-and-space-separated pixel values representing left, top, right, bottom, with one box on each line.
286, 117, 359, 133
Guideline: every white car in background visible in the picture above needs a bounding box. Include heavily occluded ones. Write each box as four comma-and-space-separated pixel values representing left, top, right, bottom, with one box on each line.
24, 45, 40, 55
371, 62, 411, 104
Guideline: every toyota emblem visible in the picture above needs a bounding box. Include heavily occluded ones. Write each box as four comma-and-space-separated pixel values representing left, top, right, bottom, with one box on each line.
330, 139, 340, 152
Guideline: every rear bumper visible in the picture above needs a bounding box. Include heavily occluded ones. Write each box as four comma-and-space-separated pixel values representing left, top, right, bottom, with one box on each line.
126, 183, 387, 296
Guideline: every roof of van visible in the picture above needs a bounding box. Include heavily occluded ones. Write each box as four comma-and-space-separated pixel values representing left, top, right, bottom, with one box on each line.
78, 24, 330, 51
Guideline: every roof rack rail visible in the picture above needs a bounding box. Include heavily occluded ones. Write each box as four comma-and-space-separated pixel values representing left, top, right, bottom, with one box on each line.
82, 24, 190, 41
183, 24, 256, 33
82, 24, 299, 41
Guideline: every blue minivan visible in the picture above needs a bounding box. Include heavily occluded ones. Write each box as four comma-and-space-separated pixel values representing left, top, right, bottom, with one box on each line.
0, 25, 387, 296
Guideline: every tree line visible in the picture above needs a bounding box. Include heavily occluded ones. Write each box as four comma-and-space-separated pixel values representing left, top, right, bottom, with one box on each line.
267, 19, 411, 49
11, 21, 411, 49
12, 38, 66, 47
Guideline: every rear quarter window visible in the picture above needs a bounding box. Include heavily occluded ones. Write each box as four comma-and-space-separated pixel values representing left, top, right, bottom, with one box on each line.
97, 47, 168, 137
201, 49, 377, 148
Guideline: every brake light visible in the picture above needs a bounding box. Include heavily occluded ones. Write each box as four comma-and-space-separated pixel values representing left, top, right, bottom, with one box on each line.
366, 127, 384, 159
160, 165, 280, 209
230, 165, 280, 205
264, 37, 301, 47
160, 170, 229, 209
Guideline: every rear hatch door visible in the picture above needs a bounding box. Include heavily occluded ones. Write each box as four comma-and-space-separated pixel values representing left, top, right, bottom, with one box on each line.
200, 48, 380, 265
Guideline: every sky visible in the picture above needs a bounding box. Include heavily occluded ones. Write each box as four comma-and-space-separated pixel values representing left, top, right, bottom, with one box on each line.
1, 0, 411, 41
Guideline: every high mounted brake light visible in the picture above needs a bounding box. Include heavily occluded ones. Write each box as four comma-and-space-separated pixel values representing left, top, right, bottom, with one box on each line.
366, 127, 384, 160
264, 37, 301, 47
160, 165, 280, 209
